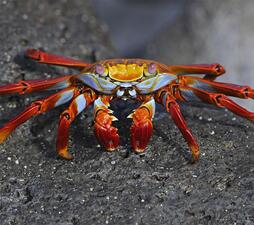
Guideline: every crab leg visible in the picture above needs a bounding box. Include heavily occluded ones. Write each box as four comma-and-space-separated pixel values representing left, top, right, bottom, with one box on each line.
155, 91, 199, 161
167, 63, 225, 79
26, 49, 91, 68
177, 85, 254, 121
57, 89, 96, 159
179, 76, 254, 99
128, 98, 155, 153
0, 87, 78, 144
0, 75, 74, 95
93, 96, 119, 151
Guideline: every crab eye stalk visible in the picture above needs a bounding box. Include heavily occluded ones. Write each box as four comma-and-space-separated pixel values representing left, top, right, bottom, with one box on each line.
145, 63, 157, 76
148, 63, 157, 74
96, 64, 107, 76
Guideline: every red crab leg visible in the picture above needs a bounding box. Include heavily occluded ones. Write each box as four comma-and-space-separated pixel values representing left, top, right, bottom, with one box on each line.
57, 89, 96, 159
128, 98, 155, 153
167, 63, 225, 80
93, 96, 119, 151
0, 87, 79, 144
0, 75, 74, 95
155, 91, 199, 161
179, 76, 254, 99
26, 49, 91, 68
177, 85, 254, 121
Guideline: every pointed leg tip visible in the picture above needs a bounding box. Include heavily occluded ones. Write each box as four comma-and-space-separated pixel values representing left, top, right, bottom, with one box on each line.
25, 48, 40, 60
188, 155, 199, 164
133, 148, 146, 153
190, 145, 199, 163
105, 147, 118, 152
100, 142, 119, 152
104, 138, 119, 152
0, 128, 11, 144
58, 149, 73, 160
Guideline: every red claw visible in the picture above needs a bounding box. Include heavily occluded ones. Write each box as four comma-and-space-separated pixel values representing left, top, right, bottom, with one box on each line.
94, 122, 119, 151
129, 99, 155, 153
94, 110, 119, 151
130, 119, 153, 152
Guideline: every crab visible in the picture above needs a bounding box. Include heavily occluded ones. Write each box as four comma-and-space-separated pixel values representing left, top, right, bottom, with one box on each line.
0, 49, 253, 161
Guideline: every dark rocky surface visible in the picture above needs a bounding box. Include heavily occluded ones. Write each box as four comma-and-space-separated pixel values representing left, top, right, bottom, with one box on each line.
0, 1, 254, 225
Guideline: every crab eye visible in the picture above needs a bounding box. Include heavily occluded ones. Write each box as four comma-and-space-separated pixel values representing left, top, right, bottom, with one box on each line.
148, 63, 157, 75
96, 64, 106, 76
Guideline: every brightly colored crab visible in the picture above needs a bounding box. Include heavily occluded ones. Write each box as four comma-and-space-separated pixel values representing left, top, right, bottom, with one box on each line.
0, 49, 253, 161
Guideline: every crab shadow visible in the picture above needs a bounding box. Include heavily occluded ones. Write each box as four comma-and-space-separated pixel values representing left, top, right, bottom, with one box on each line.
152, 102, 252, 162
28, 100, 139, 161
14, 51, 63, 76
13, 49, 97, 77
29, 106, 101, 160
184, 102, 252, 130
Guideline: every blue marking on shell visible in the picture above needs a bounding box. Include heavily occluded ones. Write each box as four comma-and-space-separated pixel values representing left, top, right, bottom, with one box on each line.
75, 94, 87, 114
136, 74, 175, 94
98, 77, 117, 90
77, 74, 117, 94
153, 74, 175, 91
119, 83, 132, 88
55, 89, 74, 107
136, 78, 154, 90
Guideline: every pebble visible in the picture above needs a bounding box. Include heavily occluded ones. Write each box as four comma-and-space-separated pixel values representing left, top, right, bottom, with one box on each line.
210, 130, 215, 135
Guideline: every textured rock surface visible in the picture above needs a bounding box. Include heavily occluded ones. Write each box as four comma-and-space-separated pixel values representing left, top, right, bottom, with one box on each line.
0, 1, 254, 225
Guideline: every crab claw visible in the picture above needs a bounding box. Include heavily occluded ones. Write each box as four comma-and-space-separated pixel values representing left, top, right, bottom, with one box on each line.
129, 98, 155, 153
130, 119, 153, 153
93, 98, 119, 150
94, 113, 119, 151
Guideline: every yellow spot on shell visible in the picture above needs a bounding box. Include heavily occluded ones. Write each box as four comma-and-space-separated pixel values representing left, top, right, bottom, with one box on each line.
108, 64, 144, 82
145, 80, 151, 85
